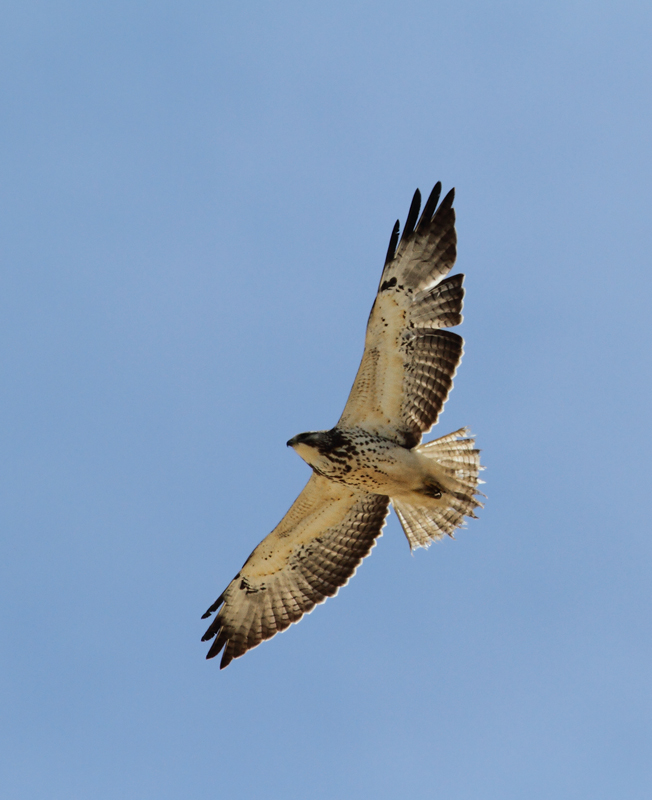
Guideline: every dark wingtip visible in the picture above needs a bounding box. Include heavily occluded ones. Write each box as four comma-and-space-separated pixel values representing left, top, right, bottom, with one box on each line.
206, 628, 228, 659
201, 593, 225, 619
385, 219, 400, 264
400, 188, 421, 243
417, 181, 442, 229
438, 186, 455, 212
202, 607, 225, 642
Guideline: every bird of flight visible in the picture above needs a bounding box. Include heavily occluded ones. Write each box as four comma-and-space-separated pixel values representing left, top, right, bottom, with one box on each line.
202, 183, 483, 668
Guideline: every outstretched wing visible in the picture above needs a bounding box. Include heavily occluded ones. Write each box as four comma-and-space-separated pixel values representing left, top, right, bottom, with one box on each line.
338, 183, 464, 448
201, 474, 389, 668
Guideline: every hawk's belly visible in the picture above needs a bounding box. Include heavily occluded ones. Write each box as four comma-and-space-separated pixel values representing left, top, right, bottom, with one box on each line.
301, 429, 425, 496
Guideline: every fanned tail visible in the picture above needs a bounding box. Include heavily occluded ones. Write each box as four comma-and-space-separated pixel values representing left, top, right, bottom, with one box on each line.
391, 427, 484, 550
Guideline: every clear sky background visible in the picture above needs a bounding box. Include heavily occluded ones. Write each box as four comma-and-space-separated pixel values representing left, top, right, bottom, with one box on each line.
1, 2, 650, 798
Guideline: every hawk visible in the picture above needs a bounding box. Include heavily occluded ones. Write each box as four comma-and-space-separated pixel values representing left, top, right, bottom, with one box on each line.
202, 183, 483, 668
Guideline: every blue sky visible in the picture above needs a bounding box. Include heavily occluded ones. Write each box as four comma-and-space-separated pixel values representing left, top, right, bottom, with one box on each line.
1, 2, 650, 798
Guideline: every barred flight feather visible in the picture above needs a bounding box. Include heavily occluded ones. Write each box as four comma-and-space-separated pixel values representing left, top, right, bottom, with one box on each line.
340, 185, 463, 445
202, 476, 389, 668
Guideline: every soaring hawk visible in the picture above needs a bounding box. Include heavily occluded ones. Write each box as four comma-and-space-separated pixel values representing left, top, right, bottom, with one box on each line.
202, 183, 483, 668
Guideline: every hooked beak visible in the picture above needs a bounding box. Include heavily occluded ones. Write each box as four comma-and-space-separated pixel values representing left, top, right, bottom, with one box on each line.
286, 435, 299, 448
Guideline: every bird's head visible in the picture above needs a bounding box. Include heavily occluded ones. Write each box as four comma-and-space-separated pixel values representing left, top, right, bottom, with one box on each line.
287, 429, 339, 468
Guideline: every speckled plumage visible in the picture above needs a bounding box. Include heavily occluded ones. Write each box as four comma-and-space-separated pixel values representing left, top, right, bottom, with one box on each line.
202, 183, 484, 668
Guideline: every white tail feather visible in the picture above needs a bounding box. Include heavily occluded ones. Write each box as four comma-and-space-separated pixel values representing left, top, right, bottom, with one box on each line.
391, 428, 484, 550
